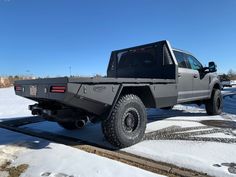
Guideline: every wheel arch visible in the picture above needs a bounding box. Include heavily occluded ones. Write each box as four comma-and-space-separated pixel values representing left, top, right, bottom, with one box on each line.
212, 82, 221, 93
213, 83, 221, 90
209, 82, 222, 98
119, 85, 156, 108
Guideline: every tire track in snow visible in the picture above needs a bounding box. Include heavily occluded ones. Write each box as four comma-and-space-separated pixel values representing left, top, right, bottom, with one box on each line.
144, 123, 236, 144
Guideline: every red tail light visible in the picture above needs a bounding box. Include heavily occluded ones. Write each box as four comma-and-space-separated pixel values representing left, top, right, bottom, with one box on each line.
50, 86, 66, 93
15, 85, 22, 91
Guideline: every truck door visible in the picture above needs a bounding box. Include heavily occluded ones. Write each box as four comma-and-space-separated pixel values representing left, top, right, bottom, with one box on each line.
173, 50, 194, 102
186, 54, 210, 99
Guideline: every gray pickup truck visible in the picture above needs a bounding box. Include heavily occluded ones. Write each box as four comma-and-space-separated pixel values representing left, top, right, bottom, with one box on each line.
15, 40, 222, 148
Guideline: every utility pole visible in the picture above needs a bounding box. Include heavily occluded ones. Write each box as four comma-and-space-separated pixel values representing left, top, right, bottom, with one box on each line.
69, 66, 71, 77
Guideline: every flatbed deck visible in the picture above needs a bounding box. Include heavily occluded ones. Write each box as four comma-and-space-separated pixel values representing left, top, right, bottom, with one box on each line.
15, 76, 176, 85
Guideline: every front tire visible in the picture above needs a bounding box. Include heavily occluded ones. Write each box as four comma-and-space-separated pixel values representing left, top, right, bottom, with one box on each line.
205, 89, 223, 115
102, 94, 147, 148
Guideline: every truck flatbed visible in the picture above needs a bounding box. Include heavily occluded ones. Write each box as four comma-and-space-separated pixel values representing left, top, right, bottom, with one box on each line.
14, 40, 222, 148
16, 77, 176, 85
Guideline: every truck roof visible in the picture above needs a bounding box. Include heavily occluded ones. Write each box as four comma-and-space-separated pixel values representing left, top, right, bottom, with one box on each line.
172, 48, 194, 56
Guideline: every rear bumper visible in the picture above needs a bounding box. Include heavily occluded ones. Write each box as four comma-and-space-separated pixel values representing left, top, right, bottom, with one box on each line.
14, 79, 120, 115
14, 77, 69, 101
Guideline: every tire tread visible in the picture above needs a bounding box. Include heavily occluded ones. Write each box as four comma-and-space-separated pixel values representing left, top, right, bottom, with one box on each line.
102, 94, 146, 148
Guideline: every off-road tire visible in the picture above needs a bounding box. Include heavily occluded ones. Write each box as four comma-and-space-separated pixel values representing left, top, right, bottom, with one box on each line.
102, 94, 147, 148
57, 121, 78, 130
205, 89, 222, 115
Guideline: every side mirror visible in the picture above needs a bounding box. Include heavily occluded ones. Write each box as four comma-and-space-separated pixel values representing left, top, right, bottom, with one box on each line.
209, 61, 217, 72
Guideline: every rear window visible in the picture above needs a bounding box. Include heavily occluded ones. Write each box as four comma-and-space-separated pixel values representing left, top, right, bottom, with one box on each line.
107, 41, 176, 79
117, 47, 157, 69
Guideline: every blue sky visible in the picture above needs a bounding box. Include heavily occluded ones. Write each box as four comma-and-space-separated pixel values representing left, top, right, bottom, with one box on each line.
0, 0, 235, 77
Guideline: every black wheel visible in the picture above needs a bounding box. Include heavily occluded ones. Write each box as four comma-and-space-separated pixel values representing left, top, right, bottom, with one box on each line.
57, 121, 78, 130
205, 89, 223, 115
102, 94, 147, 148
161, 106, 173, 110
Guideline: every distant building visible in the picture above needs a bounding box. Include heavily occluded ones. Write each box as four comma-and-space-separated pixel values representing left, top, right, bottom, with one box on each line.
22, 76, 36, 80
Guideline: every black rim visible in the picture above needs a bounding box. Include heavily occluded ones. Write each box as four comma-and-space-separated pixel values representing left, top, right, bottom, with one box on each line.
123, 108, 139, 132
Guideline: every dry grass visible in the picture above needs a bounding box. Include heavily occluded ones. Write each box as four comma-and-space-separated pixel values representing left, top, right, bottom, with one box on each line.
0, 161, 28, 177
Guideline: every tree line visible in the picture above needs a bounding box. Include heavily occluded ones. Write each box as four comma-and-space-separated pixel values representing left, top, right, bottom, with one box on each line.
0, 75, 36, 88
219, 69, 236, 81
1, 70, 236, 88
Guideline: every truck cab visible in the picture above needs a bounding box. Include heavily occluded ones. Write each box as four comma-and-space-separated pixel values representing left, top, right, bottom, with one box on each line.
173, 49, 220, 103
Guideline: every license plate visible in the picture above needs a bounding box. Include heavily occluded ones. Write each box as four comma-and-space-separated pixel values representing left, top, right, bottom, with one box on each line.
30, 85, 37, 96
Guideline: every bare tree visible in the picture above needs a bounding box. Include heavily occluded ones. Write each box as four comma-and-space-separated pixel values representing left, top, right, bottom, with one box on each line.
228, 69, 236, 78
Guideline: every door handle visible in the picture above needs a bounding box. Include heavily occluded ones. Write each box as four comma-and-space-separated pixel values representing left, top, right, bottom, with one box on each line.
193, 74, 198, 78
178, 73, 181, 78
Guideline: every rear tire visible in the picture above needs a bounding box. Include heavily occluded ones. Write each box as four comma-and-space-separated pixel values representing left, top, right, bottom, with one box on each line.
205, 89, 222, 115
57, 121, 78, 130
102, 94, 147, 148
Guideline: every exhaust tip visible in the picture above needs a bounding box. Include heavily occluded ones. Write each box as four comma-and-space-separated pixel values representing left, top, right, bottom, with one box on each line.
32, 109, 42, 116
75, 116, 89, 129
75, 120, 86, 129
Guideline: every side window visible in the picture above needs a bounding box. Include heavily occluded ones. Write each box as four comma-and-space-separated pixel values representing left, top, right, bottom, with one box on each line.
173, 51, 187, 68
186, 55, 203, 70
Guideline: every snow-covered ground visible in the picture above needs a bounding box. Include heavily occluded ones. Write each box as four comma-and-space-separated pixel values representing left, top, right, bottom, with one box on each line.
0, 129, 163, 177
0, 88, 163, 177
0, 87, 35, 119
1, 87, 236, 177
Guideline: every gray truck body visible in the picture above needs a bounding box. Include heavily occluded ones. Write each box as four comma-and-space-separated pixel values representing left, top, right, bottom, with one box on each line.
15, 77, 178, 115
15, 40, 220, 116
14, 40, 222, 147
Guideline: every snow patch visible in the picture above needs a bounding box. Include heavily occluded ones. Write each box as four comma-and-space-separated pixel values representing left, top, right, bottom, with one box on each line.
1, 85, 236, 177
0, 87, 35, 119
124, 140, 236, 177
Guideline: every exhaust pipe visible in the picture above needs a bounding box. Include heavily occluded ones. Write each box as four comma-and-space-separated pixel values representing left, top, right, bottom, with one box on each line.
30, 104, 42, 116
32, 109, 41, 116
75, 120, 86, 129
75, 116, 89, 129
